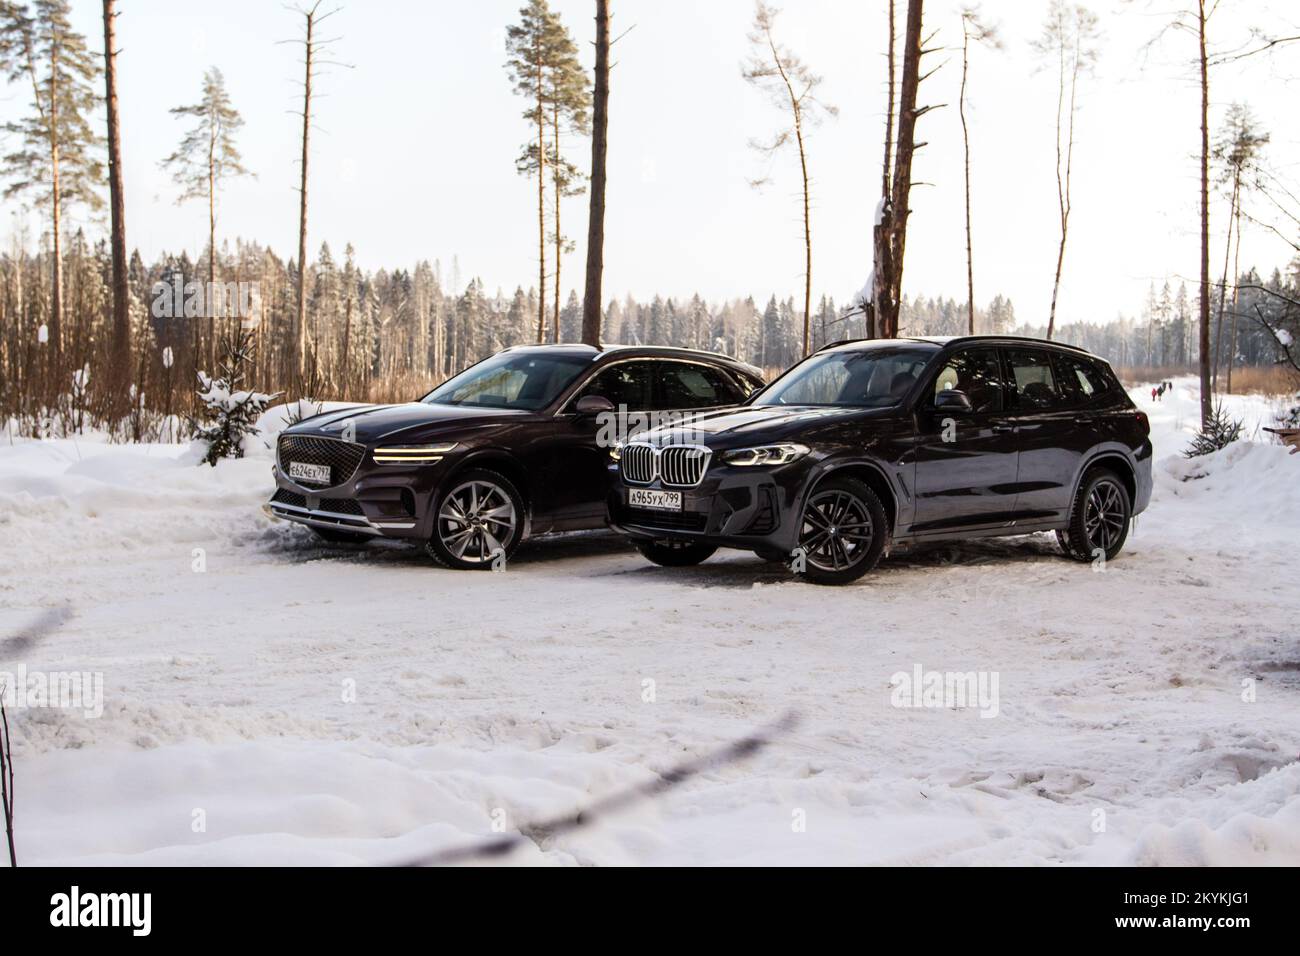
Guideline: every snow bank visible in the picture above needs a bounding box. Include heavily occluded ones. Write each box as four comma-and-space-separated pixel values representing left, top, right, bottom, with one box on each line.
1, 376, 1297, 866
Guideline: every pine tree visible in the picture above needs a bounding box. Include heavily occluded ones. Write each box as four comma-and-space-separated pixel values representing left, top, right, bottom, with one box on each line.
1, 0, 105, 361
1183, 401, 1242, 458
506, 0, 589, 343
162, 67, 252, 370
192, 329, 280, 465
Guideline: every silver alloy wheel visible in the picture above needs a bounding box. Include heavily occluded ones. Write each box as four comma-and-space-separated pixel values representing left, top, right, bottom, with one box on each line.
437, 479, 517, 564
799, 489, 875, 572
1083, 478, 1126, 554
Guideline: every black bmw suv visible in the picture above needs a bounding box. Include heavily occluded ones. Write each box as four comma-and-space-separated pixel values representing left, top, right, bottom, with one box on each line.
608, 336, 1153, 584
266, 344, 763, 568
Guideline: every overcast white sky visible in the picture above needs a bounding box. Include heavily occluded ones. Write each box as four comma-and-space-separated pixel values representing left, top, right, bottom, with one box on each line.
3, 0, 1298, 326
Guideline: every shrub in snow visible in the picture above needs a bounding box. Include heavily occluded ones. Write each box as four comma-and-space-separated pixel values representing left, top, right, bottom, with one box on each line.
1183, 402, 1244, 459
192, 330, 281, 466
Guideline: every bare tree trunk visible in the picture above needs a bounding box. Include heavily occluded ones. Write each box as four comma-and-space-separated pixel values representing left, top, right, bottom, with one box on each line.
535, 43, 547, 343
879, 0, 925, 339
960, 25, 974, 335
48, 37, 62, 362
1211, 172, 1239, 390
207, 121, 217, 371
795, 116, 812, 356
103, 0, 130, 413
552, 102, 562, 343
1197, 0, 1212, 427
1225, 200, 1242, 393
581, 0, 610, 347
869, 0, 895, 341
295, 7, 315, 384
341, 294, 352, 388
1046, 27, 1081, 341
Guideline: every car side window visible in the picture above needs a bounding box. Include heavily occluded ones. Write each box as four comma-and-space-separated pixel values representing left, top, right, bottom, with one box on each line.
928, 348, 1002, 413
1054, 353, 1109, 405
657, 362, 746, 409
574, 361, 655, 412
1004, 348, 1065, 411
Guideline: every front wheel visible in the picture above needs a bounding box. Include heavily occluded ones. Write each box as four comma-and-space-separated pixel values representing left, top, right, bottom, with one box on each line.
634, 538, 717, 567
1058, 468, 1131, 563
795, 477, 888, 585
426, 469, 526, 570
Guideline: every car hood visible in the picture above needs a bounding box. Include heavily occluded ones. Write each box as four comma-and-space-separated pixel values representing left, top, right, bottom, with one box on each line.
285, 402, 529, 444
640, 404, 898, 447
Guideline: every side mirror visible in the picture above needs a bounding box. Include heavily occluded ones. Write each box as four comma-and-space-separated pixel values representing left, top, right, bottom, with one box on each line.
934, 389, 973, 413
574, 394, 615, 416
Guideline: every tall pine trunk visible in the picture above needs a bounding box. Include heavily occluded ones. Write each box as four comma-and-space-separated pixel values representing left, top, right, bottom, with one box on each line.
960, 27, 974, 335
581, 0, 610, 347
295, 9, 314, 384
869, 0, 895, 341
207, 123, 217, 370
535, 42, 547, 343
103, 0, 130, 409
552, 102, 562, 343
795, 116, 812, 356
1197, 0, 1211, 428
48, 34, 63, 362
1211, 173, 1238, 390
879, 0, 924, 339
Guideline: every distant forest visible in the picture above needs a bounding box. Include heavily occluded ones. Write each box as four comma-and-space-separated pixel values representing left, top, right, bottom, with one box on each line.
2, 231, 1296, 437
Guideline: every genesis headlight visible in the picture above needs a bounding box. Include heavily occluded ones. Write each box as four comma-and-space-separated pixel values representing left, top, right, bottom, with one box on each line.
721, 443, 810, 467
372, 442, 459, 464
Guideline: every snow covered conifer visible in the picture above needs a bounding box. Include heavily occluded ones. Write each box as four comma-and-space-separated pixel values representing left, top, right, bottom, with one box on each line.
192, 330, 280, 466
1183, 402, 1243, 458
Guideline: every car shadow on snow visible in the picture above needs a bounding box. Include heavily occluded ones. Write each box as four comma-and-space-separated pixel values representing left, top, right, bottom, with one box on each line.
606, 531, 1069, 590
273, 524, 1072, 586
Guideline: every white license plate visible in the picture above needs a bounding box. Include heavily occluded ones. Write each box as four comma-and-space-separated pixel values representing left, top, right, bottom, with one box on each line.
289, 461, 331, 485
629, 488, 682, 511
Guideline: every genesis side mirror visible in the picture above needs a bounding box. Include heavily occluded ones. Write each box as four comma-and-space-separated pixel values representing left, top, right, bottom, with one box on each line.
574, 394, 615, 416
934, 389, 973, 413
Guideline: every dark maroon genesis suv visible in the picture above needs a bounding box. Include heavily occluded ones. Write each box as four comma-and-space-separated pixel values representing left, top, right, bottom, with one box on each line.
607, 335, 1153, 584
265, 344, 764, 568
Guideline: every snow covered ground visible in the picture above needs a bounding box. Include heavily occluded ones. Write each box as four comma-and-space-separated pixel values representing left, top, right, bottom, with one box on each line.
2, 376, 1298, 866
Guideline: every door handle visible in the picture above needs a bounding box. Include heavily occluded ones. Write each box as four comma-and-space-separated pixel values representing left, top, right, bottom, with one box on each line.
992, 424, 1015, 434
1072, 416, 1090, 426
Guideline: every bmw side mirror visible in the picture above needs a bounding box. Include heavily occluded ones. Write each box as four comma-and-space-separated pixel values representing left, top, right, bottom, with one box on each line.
574, 395, 615, 417
934, 389, 973, 413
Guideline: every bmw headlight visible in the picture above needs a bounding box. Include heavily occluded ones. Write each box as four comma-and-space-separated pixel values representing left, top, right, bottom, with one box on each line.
609, 442, 624, 463
372, 442, 459, 464
721, 443, 810, 467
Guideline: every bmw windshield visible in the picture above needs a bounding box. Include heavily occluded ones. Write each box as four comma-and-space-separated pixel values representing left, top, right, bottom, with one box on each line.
752, 346, 935, 408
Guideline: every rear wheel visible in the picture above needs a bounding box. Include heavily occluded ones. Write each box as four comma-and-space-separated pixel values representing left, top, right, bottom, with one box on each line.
796, 477, 888, 585
426, 469, 525, 570
1058, 468, 1131, 562
634, 538, 717, 567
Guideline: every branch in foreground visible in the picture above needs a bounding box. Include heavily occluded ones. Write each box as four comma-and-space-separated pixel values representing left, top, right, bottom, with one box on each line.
394, 711, 801, 867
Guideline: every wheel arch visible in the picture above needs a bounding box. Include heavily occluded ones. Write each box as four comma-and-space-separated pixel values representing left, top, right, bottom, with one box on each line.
441, 451, 533, 515
801, 459, 900, 536
1073, 449, 1137, 518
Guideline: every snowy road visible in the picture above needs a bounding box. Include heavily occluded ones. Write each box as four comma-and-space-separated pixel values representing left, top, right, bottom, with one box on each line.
2, 378, 1298, 865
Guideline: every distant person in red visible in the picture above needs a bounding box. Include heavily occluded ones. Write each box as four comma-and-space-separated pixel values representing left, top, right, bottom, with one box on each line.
1151, 386, 1159, 402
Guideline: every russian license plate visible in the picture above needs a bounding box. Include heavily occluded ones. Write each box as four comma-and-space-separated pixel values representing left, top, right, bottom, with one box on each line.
629, 488, 682, 511
289, 461, 331, 485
